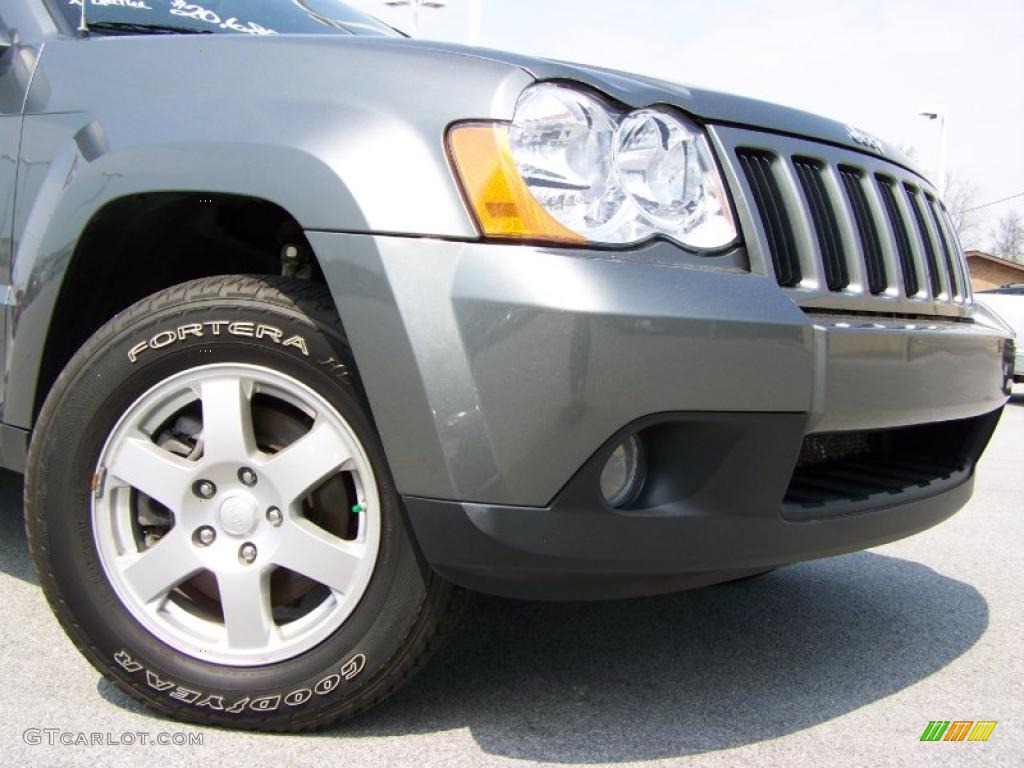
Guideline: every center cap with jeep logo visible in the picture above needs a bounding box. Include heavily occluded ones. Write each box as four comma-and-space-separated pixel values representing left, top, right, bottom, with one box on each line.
218, 495, 259, 536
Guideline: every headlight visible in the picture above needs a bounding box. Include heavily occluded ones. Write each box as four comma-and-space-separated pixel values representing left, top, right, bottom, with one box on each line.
616, 109, 736, 247
447, 83, 738, 249
506, 85, 627, 241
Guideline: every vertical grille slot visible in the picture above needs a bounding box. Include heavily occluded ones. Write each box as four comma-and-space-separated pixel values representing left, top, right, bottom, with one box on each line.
839, 166, 887, 294
939, 207, 971, 303
793, 158, 848, 291
904, 184, 943, 297
876, 175, 919, 296
925, 193, 961, 299
737, 149, 801, 286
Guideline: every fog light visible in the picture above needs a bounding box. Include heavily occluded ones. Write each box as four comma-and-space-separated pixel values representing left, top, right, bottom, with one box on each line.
600, 435, 645, 508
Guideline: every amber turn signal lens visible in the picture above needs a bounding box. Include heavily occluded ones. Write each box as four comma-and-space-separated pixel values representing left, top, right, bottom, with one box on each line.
447, 123, 586, 244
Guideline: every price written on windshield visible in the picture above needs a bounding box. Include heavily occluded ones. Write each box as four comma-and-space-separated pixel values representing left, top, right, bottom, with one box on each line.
170, 1, 277, 34
67, 1, 277, 36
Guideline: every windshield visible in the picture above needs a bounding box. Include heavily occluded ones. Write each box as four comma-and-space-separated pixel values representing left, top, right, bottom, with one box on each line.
60, 0, 402, 37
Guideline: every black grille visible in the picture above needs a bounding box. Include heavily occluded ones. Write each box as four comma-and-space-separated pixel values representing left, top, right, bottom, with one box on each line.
725, 132, 972, 315
783, 413, 999, 519
926, 194, 961, 300
798, 431, 871, 466
737, 150, 801, 287
839, 167, 887, 294
904, 184, 943, 296
876, 176, 919, 296
794, 158, 848, 291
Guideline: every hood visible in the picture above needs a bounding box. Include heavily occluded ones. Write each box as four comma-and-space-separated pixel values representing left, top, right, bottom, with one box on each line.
49, 31, 924, 181
382, 38, 926, 181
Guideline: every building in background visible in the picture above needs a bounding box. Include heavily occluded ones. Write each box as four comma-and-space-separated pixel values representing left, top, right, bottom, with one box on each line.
966, 250, 1024, 291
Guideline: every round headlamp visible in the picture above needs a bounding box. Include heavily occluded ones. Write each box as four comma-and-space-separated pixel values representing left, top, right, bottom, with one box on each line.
616, 110, 708, 230
507, 84, 626, 240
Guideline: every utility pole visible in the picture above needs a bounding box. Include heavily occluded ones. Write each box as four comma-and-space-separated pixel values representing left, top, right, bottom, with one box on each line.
383, 0, 447, 37
919, 106, 949, 192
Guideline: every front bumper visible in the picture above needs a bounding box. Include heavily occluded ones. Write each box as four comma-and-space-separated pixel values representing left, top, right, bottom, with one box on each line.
309, 233, 1012, 598
405, 462, 980, 600
402, 408, 1001, 599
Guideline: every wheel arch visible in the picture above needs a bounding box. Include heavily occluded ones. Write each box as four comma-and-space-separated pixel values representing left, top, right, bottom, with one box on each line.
6, 190, 326, 432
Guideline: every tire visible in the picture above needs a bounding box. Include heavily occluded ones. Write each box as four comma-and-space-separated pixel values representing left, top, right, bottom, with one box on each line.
26, 275, 464, 731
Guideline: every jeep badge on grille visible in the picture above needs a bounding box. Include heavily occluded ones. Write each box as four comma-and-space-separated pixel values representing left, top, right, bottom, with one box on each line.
846, 124, 885, 155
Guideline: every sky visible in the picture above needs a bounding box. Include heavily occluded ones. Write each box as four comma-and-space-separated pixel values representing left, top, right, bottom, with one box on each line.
347, 0, 1024, 250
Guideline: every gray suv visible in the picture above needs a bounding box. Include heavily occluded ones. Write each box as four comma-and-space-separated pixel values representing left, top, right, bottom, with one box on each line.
0, 0, 1014, 731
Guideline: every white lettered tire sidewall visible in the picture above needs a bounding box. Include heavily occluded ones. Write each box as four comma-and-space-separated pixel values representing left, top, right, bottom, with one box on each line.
26, 277, 459, 730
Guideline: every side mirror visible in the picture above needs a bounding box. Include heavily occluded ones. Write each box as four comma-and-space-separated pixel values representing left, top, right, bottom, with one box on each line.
0, 27, 12, 56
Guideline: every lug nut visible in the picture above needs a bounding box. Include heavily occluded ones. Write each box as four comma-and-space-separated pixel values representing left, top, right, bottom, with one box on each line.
195, 480, 217, 499
195, 526, 216, 546
238, 467, 258, 487
239, 543, 258, 564
266, 507, 283, 527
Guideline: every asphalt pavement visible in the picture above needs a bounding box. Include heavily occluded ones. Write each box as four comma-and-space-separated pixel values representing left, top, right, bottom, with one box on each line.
2, 387, 1022, 767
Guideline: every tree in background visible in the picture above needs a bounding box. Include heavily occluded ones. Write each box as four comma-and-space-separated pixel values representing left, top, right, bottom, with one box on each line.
989, 211, 1024, 265
942, 172, 981, 248
899, 145, 983, 249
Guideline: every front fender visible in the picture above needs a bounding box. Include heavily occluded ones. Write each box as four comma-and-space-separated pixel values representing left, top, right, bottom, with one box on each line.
4, 35, 533, 430
4, 129, 369, 429
22, 35, 533, 235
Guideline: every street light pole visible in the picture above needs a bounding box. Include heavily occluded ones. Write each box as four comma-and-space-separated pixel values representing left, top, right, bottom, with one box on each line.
919, 107, 948, 192
383, 0, 447, 37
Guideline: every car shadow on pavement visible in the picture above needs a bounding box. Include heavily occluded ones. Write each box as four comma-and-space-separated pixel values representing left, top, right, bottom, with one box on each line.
2, 452, 981, 761
0, 469, 36, 586
2, 461, 989, 761
328, 554, 987, 762
79, 509, 987, 760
